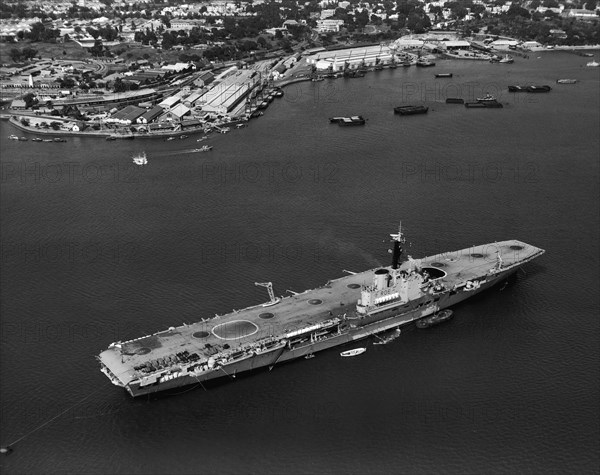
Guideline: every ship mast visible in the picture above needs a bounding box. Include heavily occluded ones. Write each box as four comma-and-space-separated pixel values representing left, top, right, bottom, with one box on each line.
389, 222, 406, 269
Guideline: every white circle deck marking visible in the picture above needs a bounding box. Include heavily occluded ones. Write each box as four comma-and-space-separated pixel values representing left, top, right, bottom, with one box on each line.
212, 320, 259, 340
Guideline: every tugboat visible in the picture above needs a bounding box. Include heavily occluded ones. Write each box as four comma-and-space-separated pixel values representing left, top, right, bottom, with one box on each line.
416, 59, 435, 67
415, 309, 454, 329
476, 93, 498, 102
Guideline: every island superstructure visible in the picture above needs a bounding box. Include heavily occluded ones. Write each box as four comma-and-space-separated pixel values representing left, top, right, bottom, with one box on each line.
98, 226, 545, 397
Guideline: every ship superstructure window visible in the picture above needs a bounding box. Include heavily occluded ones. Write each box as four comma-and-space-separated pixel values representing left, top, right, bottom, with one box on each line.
374, 293, 399, 305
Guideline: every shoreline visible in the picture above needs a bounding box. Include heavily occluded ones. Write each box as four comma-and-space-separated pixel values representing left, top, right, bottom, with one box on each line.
5, 116, 248, 139
3, 47, 598, 140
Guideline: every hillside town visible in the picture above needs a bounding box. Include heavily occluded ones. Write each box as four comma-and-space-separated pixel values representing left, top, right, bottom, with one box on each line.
1, 0, 598, 137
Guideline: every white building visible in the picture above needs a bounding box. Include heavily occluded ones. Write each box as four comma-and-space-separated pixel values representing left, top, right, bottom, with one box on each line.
309, 45, 395, 71
316, 19, 345, 33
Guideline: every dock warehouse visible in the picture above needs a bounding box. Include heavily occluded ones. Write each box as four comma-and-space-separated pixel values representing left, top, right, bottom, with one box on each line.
200, 69, 258, 115
308, 45, 394, 71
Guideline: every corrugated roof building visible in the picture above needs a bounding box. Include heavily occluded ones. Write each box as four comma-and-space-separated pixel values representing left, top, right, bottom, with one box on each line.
108, 105, 146, 125
158, 103, 191, 122
136, 105, 164, 124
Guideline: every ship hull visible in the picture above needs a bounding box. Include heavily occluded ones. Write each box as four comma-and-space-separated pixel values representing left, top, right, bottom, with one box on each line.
125, 267, 518, 397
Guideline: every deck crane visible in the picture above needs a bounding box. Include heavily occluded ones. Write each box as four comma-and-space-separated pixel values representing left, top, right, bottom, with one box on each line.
254, 282, 281, 307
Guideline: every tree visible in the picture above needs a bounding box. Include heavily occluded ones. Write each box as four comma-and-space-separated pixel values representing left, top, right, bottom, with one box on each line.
22, 47, 38, 60
22, 93, 37, 108
162, 31, 176, 49
90, 39, 104, 57
10, 48, 21, 62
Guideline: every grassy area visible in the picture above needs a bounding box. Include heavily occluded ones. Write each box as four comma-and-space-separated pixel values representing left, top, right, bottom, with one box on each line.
0, 40, 91, 64
108, 44, 183, 64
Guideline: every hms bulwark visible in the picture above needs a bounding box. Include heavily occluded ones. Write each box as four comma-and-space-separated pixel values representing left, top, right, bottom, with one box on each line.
98, 227, 544, 397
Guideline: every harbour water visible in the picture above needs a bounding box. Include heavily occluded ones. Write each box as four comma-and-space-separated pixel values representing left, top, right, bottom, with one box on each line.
1, 51, 599, 474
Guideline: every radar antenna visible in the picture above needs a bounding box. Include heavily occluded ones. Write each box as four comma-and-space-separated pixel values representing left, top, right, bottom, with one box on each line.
254, 282, 281, 307
390, 222, 406, 244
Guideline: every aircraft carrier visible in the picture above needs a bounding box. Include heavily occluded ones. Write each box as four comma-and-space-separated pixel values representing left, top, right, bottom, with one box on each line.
98, 227, 545, 397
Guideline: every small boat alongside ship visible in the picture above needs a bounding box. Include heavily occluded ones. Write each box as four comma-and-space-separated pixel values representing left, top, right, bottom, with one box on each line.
373, 329, 401, 345
340, 348, 366, 357
415, 309, 454, 329
394, 106, 428, 115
